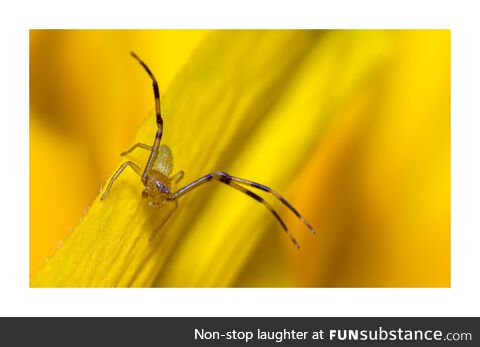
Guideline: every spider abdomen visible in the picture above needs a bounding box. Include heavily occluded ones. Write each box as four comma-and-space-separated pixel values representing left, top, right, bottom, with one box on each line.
153, 144, 173, 176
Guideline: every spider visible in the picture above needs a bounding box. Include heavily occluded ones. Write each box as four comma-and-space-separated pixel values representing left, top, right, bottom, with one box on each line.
101, 52, 316, 248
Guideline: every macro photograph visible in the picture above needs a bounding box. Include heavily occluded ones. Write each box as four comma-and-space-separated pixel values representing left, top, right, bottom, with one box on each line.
29, 29, 450, 288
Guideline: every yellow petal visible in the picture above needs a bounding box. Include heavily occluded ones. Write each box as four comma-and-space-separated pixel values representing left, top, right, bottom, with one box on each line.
32, 30, 321, 287
29, 29, 208, 278
238, 30, 450, 287
31, 30, 450, 288
30, 116, 97, 277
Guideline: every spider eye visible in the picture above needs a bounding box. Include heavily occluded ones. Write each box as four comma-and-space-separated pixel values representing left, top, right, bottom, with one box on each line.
142, 190, 149, 199
155, 181, 170, 194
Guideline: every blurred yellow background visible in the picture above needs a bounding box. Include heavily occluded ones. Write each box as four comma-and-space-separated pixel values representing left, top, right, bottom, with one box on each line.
30, 30, 450, 287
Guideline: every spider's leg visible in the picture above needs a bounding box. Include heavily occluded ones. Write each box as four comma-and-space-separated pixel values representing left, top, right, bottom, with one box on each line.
130, 52, 163, 182
169, 172, 315, 235
168, 172, 310, 247
101, 161, 142, 200
170, 171, 184, 184
121, 143, 153, 156
130, 52, 162, 130
228, 181, 299, 248
167, 172, 225, 199
230, 176, 316, 235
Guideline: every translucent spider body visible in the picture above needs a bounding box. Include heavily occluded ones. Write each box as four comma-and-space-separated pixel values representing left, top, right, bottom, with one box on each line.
101, 52, 316, 248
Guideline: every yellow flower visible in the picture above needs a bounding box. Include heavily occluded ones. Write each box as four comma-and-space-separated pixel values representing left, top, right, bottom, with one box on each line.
30, 30, 450, 287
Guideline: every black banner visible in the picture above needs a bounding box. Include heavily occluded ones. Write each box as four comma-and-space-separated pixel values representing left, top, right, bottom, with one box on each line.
1, 318, 477, 346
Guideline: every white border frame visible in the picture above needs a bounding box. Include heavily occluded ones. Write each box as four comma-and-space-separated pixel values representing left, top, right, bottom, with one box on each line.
1, 0, 478, 317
